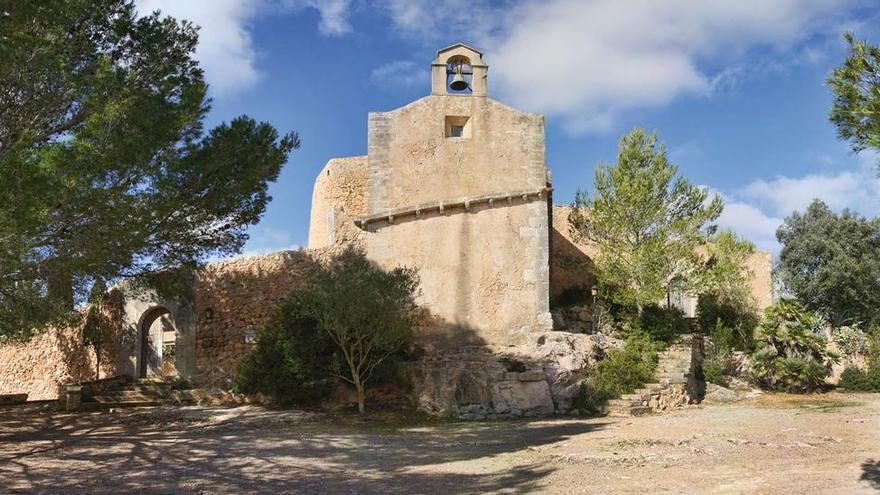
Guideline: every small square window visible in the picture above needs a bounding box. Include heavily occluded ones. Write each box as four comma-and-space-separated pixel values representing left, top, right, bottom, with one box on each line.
445, 116, 471, 138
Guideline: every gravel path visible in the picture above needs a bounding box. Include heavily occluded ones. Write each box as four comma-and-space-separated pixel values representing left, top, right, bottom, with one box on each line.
1, 392, 879, 494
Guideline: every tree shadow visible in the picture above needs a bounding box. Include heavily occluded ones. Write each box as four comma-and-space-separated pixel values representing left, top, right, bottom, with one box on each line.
861, 459, 880, 489
0, 403, 606, 494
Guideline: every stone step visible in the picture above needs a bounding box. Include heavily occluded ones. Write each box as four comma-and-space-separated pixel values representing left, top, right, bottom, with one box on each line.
658, 371, 686, 378
634, 385, 661, 395
79, 400, 163, 411
659, 376, 688, 386
90, 392, 160, 402
657, 365, 691, 372
607, 398, 643, 408
608, 405, 652, 417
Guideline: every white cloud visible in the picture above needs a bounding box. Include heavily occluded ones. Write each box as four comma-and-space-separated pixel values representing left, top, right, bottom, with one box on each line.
381, 0, 503, 44
369, 60, 429, 89
281, 0, 353, 36
136, 0, 263, 95
741, 171, 879, 217
240, 227, 301, 257
486, 0, 853, 133
135, 0, 354, 96
711, 150, 880, 255
716, 199, 784, 254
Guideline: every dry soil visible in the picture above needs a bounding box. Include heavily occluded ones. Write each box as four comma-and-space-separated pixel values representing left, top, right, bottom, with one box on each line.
0, 392, 878, 494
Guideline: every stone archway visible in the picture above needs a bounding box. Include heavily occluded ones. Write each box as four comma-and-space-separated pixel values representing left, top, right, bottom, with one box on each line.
137, 307, 178, 378
117, 279, 197, 381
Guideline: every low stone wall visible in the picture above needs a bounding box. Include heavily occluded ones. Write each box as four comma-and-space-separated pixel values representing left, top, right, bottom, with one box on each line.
193, 250, 318, 387
0, 291, 125, 400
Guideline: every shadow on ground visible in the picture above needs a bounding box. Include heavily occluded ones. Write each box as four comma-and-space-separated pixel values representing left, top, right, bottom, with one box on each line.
862, 459, 880, 489
0, 403, 606, 494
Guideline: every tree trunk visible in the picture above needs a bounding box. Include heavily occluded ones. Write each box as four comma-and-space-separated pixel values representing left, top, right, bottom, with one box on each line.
95, 345, 100, 380
356, 381, 365, 415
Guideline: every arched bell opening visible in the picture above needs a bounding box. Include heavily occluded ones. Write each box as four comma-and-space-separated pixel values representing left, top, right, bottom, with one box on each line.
446, 55, 473, 94
137, 306, 178, 378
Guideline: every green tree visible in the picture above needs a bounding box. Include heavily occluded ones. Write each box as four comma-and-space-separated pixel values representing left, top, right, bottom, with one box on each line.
291, 250, 418, 414
776, 200, 880, 325
0, 1, 299, 338
696, 230, 760, 350
829, 32, 880, 163
569, 129, 724, 313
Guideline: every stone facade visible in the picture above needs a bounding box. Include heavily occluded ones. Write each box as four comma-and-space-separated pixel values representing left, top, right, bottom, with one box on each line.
309, 43, 552, 350
0, 251, 317, 399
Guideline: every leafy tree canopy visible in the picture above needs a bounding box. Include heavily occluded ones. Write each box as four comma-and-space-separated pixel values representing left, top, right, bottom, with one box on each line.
776, 199, 880, 326
0, 0, 299, 338
569, 128, 724, 313
294, 249, 418, 414
829, 32, 880, 163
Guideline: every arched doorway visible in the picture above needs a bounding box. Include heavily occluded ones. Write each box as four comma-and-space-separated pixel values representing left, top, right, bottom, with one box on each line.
138, 307, 178, 378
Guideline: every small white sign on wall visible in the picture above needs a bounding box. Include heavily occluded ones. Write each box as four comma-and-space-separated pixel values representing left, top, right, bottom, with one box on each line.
244, 329, 258, 344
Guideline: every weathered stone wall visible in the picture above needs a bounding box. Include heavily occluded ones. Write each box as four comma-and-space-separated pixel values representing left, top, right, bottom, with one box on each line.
193, 250, 318, 387
366, 96, 547, 213
308, 156, 369, 250
364, 199, 551, 350
550, 205, 598, 300
0, 290, 125, 400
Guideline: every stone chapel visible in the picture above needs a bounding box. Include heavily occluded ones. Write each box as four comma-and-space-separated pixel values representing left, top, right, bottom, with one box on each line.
0, 43, 773, 417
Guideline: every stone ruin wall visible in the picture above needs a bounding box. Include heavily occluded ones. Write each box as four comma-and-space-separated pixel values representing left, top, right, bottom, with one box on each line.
0, 251, 321, 399
0, 290, 126, 400
193, 250, 318, 387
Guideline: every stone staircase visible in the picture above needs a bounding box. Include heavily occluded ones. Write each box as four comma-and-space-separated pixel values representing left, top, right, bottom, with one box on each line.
606, 337, 699, 417
75, 376, 196, 411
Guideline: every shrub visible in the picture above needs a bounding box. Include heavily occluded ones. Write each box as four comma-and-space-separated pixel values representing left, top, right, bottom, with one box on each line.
833, 325, 869, 358
234, 310, 337, 405
235, 249, 419, 413
702, 357, 729, 387
709, 320, 736, 355
637, 304, 689, 343
576, 335, 659, 412
838, 367, 880, 392
750, 299, 837, 392
696, 293, 758, 351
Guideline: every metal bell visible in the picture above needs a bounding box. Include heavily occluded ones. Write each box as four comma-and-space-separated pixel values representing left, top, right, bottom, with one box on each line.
449, 69, 469, 91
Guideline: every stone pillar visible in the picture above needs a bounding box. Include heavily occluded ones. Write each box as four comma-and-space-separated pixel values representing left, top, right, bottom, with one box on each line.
64, 384, 82, 411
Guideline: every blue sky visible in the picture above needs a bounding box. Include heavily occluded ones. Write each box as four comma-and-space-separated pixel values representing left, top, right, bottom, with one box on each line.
135, 0, 880, 256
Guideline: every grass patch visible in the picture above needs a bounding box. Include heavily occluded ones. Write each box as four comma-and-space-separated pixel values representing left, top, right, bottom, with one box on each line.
755, 393, 863, 412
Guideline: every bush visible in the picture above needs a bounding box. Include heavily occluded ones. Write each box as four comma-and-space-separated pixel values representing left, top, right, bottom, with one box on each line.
637, 304, 689, 343
838, 367, 880, 392
235, 249, 419, 412
750, 300, 837, 392
234, 306, 338, 405
702, 357, 729, 387
576, 335, 659, 412
696, 293, 758, 351
709, 320, 736, 355
833, 325, 868, 358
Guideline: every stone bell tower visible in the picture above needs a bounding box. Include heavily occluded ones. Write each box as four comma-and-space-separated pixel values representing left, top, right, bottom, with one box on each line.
310, 43, 553, 349
430, 43, 489, 96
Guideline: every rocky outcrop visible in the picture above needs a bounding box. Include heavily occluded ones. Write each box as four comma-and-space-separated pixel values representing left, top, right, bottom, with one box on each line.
407, 331, 613, 419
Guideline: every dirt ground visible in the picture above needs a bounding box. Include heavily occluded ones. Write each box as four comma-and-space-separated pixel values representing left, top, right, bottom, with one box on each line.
1, 392, 879, 494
